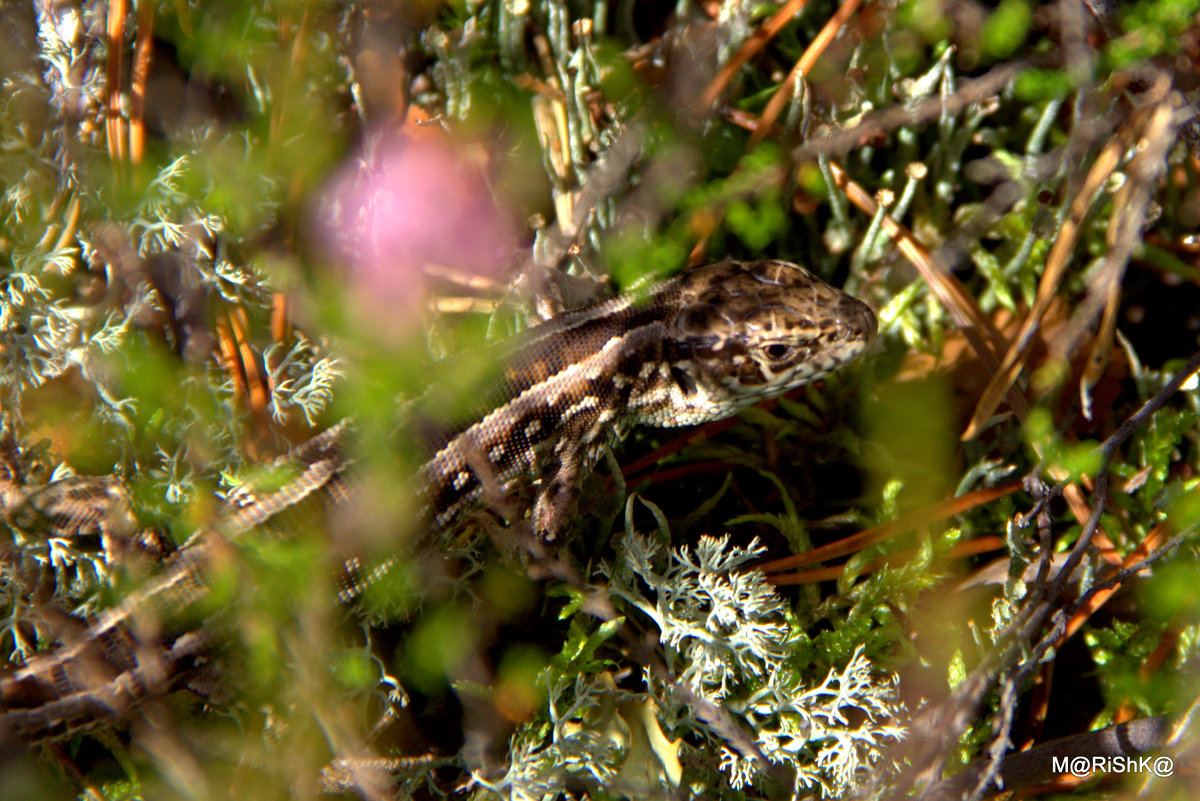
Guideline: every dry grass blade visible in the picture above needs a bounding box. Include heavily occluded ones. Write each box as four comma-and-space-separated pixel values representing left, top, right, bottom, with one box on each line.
696, 0, 815, 115
757, 482, 1020, 575
270, 292, 292, 347
1069, 93, 1179, 418
233, 306, 269, 416
962, 132, 1128, 439
50, 195, 82, 254
1077, 267, 1124, 419
1061, 482, 1121, 566
270, 4, 312, 145
749, 0, 865, 147
968, 82, 1179, 439
218, 308, 269, 417
215, 316, 246, 406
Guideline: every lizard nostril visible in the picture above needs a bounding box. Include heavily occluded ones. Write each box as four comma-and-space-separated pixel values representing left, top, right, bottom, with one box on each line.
841, 298, 877, 341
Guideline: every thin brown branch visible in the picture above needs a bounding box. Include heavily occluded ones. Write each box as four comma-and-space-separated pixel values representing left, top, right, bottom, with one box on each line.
882, 351, 1200, 801
1055, 522, 1170, 647
789, 59, 1033, 164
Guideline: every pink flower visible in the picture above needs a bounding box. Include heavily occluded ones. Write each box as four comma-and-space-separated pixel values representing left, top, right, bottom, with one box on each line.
316, 133, 517, 331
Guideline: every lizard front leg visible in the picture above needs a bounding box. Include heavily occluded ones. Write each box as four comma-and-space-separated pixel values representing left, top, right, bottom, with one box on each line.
532, 441, 585, 545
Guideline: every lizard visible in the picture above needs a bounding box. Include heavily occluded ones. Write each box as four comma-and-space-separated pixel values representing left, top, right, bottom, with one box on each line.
0, 258, 876, 746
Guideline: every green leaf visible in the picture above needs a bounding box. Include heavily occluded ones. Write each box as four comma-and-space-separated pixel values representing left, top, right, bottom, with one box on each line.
1013, 68, 1074, 102
982, 0, 1032, 59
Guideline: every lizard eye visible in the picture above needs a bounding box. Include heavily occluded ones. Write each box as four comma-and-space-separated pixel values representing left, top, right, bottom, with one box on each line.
761, 343, 793, 361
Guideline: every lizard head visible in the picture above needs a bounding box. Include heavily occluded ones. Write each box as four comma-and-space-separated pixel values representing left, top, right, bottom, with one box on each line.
654, 259, 876, 425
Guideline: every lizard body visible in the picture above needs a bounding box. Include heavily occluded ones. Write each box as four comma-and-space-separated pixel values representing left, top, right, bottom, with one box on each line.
0, 259, 875, 744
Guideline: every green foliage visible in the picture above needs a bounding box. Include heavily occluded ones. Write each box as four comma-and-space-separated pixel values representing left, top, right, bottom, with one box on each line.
1106, 0, 1200, 67
1013, 68, 1076, 102
982, 0, 1033, 59
898, 0, 954, 44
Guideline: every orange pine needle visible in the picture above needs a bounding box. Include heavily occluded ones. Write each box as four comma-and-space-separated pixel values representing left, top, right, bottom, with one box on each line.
1057, 522, 1170, 646
769, 535, 1007, 586
105, 0, 129, 164
758, 482, 1020, 575
129, 0, 155, 164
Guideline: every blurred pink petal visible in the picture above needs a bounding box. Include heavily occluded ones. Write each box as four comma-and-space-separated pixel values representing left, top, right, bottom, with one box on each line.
316, 133, 517, 328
